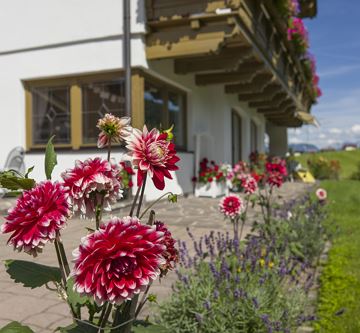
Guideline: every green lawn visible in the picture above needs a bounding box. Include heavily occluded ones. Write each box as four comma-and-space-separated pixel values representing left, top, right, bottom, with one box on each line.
314, 180, 360, 332
295, 150, 360, 179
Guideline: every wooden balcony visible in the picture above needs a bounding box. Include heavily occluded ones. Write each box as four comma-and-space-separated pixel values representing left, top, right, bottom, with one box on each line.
145, 0, 317, 127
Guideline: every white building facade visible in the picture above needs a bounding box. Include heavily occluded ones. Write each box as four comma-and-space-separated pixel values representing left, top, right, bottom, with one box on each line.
0, 0, 315, 200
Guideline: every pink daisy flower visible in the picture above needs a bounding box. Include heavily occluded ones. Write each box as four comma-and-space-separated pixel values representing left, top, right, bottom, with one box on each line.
97, 114, 132, 148
1, 181, 70, 256
61, 158, 122, 218
316, 188, 327, 201
154, 221, 179, 277
219, 195, 244, 219
72, 216, 165, 305
126, 126, 180, 190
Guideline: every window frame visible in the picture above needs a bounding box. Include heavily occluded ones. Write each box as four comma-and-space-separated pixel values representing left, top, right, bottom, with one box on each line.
24, 69, 187, 151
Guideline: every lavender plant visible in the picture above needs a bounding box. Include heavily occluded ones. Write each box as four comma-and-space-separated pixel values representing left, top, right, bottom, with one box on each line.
156, 229, 314, 333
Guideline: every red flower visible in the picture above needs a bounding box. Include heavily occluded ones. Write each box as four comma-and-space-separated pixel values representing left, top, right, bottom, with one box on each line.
219, 195, 244, 219
154, 221, 179, 277
191, 176, 197, 183
208, 177, 213, 183
265, 159, 287, 188
240, 174, 258, 194
61, 158, 122, 218
126, 126, 180, 190
72, 217, 165, 305
1, 181, 70, 256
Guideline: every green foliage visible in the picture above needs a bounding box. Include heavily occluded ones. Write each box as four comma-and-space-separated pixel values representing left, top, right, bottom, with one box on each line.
253, 197, 329, 263
4, 260, 62, 289
56, 322, 98, 333
0, 322, 35, 333
45, 135, 57, 180
132, 322, 170, 333
350, 161, 360, 180
314, 180, 360, 332
296, 150, 360, 180
0, 171, 35, 191
157, 262, 307, 333
306, 155, 341, 180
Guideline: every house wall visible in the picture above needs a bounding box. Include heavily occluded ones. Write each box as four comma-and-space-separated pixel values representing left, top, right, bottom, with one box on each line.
0, 0, 267, 202
147, 60, 266, 165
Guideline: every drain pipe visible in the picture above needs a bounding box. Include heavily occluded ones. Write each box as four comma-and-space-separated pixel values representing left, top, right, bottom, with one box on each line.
123, 0, 131, 118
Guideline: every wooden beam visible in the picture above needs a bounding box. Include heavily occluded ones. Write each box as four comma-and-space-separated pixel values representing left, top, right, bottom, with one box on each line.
195, 62, 264, 85
196, 71, 255, 86
225, 73, 274, 94
174, 46, 253, 74
249, 92, 288, 108
258, 100, 294, 114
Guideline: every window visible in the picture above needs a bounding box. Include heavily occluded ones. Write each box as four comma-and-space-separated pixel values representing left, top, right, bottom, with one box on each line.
32, 86, 71, 145
250, 120, 258, 153
82, 80, 125, 144
144, 78, 187, 149
25, 70, 187, 150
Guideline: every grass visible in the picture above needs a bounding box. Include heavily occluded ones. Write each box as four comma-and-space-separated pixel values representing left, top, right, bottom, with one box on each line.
295, 150, 360, 179
314, 180, 360, 332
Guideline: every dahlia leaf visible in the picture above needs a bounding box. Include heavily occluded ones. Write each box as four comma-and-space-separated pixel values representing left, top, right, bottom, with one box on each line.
4, 260, 62, 289
56, 322, 97, 333
132, 322, 170, 333
0, 321, 35, 333
45, 135, 57, 180
66, 277, 89, 307
0, 172, 35, 190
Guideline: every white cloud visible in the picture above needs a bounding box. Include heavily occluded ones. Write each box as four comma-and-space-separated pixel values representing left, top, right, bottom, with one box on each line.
329, 128, 342, 134
318, 133, 327, 139
351, 124, 360, 136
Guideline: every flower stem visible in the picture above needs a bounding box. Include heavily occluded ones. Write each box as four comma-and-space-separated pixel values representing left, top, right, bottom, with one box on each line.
129, 184, 142, 217
107, 141, 112, 161
136, 174, 147, 217
139, 191, 173, 219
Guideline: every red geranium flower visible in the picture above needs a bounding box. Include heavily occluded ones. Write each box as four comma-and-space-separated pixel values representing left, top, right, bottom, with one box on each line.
1, 181, 70, 256
126, 126, 180, 190
61, 158, 122, 218
154, 221, 179, 277
72, 217, 165, 305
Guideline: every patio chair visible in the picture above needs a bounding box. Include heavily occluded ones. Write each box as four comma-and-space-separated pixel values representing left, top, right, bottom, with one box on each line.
0, 147, 26, 198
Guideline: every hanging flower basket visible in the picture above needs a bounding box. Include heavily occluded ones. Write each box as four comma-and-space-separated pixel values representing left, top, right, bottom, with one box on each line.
195, 180, 228, 198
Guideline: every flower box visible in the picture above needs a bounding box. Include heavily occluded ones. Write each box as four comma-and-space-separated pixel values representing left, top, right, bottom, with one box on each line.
195, 181, 229, 198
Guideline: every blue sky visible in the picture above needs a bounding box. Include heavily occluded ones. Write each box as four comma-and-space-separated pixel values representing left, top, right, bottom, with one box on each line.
288, 0, 360, 148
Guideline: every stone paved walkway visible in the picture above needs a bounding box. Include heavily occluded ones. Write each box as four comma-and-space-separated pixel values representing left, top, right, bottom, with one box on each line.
0, 182, 311, 332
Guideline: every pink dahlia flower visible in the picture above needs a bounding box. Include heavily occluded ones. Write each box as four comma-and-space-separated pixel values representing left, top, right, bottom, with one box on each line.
1, 181, 70, 256
72, 217, 165, 305
265, 160, 288, 188
219, 195, 244, 219
126, 126, 180, 190
97, 114, 132, 148
316, 188, 327, 201
61, 158, 122, 218
154, 221, 179, 277
240, 174, 258, 195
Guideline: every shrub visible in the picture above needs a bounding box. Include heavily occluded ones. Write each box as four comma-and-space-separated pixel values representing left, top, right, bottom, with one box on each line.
350, 161, 360, 180
252, 195, 329, 264
156, 230, 314, 333
307, 156, 341, 180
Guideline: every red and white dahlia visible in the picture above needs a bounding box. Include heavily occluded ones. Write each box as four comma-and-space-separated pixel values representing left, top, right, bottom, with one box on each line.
219, 195, 244, 219
97, 114, 132, 148
316, 188, 327, 201
126, 126, 180, 190
1, 181, 70, 256
61, 158, 122, 218
154, 221, 179, 277
239, 174, 258, 195
72, 217, 165, 305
